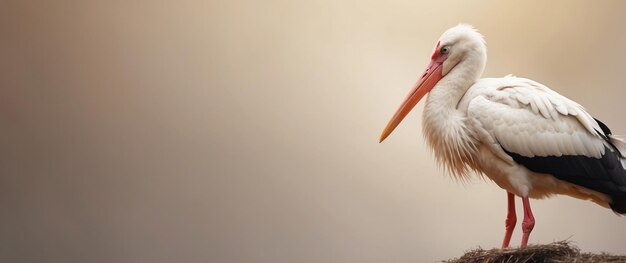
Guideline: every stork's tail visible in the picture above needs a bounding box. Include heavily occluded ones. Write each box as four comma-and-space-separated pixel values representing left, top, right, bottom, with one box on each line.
609, 135, 626, 169
608, 135, 626, 214
592, 119, 626, 214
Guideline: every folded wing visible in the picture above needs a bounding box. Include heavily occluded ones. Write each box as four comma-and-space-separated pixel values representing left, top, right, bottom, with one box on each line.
466, 76, 626, 213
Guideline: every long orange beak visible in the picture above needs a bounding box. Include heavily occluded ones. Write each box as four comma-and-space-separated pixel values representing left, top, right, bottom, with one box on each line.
379, 60, 444, 143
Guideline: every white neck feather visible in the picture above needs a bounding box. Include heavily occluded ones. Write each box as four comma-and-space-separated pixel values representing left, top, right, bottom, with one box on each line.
422, 53, 485, 179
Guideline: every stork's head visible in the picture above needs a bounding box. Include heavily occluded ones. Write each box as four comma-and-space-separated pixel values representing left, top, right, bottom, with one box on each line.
379, 24, 486, 142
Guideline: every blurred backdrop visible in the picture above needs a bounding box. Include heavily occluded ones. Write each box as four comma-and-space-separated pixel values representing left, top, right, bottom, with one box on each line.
1, 0, 626, 262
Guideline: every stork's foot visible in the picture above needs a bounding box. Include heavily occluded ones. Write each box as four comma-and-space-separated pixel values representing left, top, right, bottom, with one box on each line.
501, 192, 517, 249
520, 196, 535, 248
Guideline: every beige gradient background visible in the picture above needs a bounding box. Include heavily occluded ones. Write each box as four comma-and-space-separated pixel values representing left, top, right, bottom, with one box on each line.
1, 0, 626, 262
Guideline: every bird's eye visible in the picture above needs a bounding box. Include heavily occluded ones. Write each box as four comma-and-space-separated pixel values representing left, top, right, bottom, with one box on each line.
441, 46, 450, 54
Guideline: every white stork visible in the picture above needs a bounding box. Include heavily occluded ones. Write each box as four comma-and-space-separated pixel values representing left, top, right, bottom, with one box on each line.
380, 24, 626, 249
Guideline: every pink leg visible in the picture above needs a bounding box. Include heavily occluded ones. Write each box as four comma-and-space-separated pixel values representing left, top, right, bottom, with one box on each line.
520, 197, 535, 248
501, 192, 517, 249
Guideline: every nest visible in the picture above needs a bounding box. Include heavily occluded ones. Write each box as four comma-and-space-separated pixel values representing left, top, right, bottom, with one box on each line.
443, 241, 626, 263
